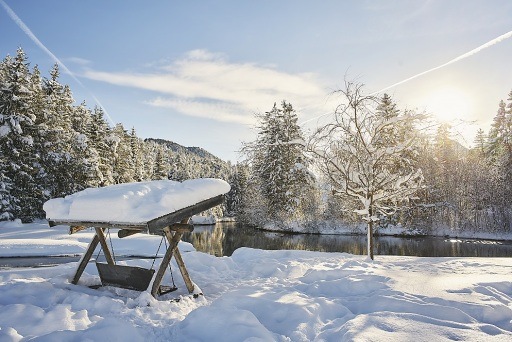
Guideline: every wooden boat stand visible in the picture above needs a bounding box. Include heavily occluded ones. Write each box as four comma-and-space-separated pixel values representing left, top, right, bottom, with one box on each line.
49, 194, 224, 298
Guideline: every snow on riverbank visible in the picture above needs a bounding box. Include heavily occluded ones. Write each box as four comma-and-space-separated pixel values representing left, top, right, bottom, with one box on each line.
262, 219, 512, 242
1, 221, 512, 341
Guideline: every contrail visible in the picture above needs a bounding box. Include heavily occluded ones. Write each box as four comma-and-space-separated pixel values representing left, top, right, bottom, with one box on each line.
371, 30, 512, 95
299, 111, 332, 126
0, 0, 115, 125
300, 29, 512, 126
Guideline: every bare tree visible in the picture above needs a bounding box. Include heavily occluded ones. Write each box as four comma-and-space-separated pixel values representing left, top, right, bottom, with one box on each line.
309, 82, 424, 259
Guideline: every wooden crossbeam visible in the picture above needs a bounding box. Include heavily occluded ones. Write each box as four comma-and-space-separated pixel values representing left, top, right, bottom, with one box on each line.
69, 225, 87, 234
169, 223, 194, 233
118, 229, 140, 239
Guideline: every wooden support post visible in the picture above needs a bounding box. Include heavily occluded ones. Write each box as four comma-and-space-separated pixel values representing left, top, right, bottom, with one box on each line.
173, 247, 194, 293
151, 226, 182, 297
172, 218, 195, 294
72, 233, 100, 285
95, 227, 115, 265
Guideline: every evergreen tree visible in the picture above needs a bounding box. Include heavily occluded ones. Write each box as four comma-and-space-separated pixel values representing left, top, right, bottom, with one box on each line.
243, 101, 313, 227
0, 48, 42, 221
0, 162, 18, 220
152, 145, 169, 180
87, 107, 114, 186
225, 163, 248, 217
130, 127, 145, 181
112, 123, 135, 184
40, 64, 85, 197
473, 128, 487, 156
485, 92, 512, 231
487, 100, 508, 160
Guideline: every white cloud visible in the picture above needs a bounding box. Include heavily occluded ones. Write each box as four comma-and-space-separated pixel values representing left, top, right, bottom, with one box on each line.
65, 57, 92, 66
81, 50, 328, 124
184, 49, 226, 61
146, 97, 255, 125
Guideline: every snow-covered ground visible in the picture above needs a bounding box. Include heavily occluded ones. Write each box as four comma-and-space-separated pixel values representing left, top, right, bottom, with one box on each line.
0, 220, 511, 341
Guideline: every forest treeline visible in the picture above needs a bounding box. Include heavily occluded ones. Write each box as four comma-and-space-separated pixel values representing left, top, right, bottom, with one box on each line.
238, 84, 512, 237
0, 48, 233, 222
1, 48, 512, 237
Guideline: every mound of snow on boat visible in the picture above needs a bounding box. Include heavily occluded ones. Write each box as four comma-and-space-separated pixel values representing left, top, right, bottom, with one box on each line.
43, 178, 230, 223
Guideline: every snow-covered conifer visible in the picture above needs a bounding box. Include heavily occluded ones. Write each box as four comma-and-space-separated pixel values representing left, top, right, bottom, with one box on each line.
0, 48, 42, 221
111, 123, 135, 184
87, 107, 114, 186
243, 101, 314, 227
130, 127, 145, 181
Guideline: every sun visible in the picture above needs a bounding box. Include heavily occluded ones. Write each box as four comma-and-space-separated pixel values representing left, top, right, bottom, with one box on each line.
422, 86, 473, 123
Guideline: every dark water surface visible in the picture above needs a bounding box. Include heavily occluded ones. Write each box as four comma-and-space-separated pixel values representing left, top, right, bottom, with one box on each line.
182, 222, 512, 258
2, 223, 510, 268
0, 256, 81, 269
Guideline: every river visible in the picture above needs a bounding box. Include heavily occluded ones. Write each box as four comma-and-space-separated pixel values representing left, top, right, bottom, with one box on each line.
1, 223, 511, 269
182, 222, 512, 258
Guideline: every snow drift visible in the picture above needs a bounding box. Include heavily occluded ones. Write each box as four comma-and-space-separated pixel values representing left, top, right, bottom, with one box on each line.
0, 222, 512, 341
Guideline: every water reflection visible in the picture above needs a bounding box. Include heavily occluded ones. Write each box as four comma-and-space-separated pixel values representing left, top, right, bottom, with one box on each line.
182, 222, 512, 257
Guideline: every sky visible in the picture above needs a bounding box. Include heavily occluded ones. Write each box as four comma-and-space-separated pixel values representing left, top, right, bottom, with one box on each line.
1, 0, 511, 162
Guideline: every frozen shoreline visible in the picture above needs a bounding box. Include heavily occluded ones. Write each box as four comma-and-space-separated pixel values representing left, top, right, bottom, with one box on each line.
256, 220, 512, 242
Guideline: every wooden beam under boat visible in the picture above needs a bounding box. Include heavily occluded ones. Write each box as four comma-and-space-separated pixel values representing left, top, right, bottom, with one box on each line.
146, 194, 224, 234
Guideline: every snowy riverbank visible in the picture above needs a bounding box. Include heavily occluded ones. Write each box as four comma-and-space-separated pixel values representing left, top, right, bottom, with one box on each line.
260, 219, 512, 242
1, 221, 512, 341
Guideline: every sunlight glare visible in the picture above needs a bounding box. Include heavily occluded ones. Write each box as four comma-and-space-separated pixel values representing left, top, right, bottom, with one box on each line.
423, 86, 473, 123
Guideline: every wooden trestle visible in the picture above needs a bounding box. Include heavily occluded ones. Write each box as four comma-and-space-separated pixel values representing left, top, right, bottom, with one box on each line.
49, 194, 224, 298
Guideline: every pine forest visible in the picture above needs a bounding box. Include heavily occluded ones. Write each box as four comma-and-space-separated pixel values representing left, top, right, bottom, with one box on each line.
1, 48, 512, 238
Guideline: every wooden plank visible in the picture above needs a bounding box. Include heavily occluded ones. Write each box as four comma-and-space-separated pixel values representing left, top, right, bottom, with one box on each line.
147, 195, 224, 234
72, 233, 100, 285
96, 263, 155, 291
49, 219, 148, 231
118, 229, 141, 239
69, 226, 87, 234
95, 227, 115, 265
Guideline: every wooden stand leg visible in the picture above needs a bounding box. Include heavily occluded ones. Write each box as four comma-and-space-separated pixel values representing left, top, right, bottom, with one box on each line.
151, 226, 183, 297
173, 247, 195, 293
72, 234, 100, 285
95, 227, 115, 265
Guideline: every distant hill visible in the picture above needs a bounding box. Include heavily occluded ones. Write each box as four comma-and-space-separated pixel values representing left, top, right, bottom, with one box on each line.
145, 138, 227, 163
